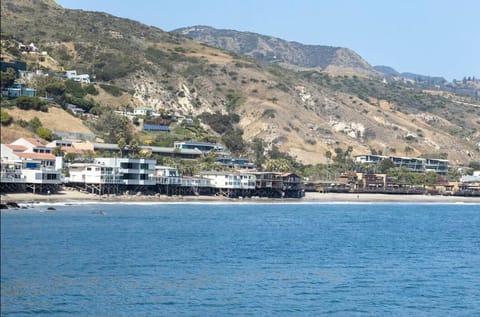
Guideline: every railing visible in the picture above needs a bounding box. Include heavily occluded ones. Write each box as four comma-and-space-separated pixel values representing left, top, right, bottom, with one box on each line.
157, 176, 183, 186
0, 174, 25, 183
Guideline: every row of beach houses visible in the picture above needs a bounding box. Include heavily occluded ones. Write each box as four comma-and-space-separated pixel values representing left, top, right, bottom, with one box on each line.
1, 137, 479, 197
0, 137, 303, 198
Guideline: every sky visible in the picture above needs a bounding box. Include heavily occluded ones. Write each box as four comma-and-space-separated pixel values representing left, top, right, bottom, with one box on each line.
55, 0, 479, 81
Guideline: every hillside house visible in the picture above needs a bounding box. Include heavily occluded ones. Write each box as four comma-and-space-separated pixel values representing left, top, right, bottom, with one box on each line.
65, 70, 91, 83
174, 141, 225, 153
355, 154, 449, 175
217, 156, 257, 170
3, 83, 36, 97
0, 59, 27, 77
18, 42, 39, 52
11, 137, 51, 154
140, 146, 202, 159
143, 124, 170, 132
133, 108, 153, 116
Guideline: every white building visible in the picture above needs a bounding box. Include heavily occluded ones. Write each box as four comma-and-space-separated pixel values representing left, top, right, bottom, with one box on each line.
1, 144, 62, 186
155, 165, 182, 185
174, 141, 225, 153
354, 154, 449, 175
19, 159, 63, 184
68, 163, 117, 184
65, 70, 91, 83
68, 158, 156, 186
10, 137, 52, 154
200, 171, 256, 190
133, 108, 154, 116
180, 176, 210, 188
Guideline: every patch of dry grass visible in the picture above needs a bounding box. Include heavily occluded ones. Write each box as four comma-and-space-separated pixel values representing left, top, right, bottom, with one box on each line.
4, 106, 93, 134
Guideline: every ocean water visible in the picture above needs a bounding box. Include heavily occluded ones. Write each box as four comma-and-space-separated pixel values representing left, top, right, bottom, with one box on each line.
1, 202, 480, 316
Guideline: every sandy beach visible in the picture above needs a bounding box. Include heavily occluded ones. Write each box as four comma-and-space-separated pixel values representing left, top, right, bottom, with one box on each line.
1, 190, 479, 204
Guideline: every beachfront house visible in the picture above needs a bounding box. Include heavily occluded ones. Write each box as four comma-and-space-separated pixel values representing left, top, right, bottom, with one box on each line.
69, 158, 156, 186
67, 158, 156, 195
199, 171, 255, 197
200, 171, 256, 190
68, 163, 117, 184
95, 158, 156, 186
1, 142, 63, 193
155, 166, 182, 186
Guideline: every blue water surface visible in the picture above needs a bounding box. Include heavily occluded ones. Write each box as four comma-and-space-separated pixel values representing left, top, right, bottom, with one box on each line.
1, 202, 480, 316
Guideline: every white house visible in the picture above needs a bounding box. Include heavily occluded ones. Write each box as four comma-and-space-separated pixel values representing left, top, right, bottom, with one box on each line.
10, 137, 52, 154
1, 145, 62, 185
133, 108, 153, 116
181, 176, 210, 188
68, 163, 117, 184
46, 140, 73, 149
200, 171, 256, 190
155, 165, 182, 185
95, 158, 156, 186
65, 70, 91, 83
1, 139, 64, 191
19, 159, 63, 184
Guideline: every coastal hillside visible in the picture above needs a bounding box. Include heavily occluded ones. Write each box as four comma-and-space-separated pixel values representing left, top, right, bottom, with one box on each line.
173, 26, 381, 78
1, 0, 479, 165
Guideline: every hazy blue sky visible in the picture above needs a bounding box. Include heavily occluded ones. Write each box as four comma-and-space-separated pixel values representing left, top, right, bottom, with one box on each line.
56, 0, 479, 81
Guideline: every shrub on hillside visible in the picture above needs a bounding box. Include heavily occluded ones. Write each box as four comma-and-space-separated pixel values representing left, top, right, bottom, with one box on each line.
36, 127, 54, 141
66, 96, 95, 112
199, 112, 233, 134
84, 84, 98, 95
0, 111, 13, 126
99, 84, 125, 97
15, 96, 48, 112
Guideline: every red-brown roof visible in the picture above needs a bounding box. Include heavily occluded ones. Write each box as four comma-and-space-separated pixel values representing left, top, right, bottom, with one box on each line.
5, 144, 28, 152
16, 152, 56, 160
61, 146, 83, 154
23, 137, 45, 147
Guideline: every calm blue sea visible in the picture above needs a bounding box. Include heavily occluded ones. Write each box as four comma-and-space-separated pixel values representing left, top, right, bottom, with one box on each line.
1, 202, 480, 316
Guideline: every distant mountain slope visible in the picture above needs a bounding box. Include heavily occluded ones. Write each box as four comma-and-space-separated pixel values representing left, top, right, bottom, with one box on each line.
173, 26, 381, 77
373, 65, 400, 77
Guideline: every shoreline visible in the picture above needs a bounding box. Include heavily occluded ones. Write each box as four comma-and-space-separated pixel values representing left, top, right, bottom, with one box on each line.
2, 190, 479, 205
